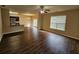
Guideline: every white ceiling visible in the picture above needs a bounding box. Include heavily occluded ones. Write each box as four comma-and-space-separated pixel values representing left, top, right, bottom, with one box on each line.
4, 5, 79, 14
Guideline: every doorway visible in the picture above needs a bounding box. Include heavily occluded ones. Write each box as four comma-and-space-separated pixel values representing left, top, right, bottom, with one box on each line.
32, 19, 38, 27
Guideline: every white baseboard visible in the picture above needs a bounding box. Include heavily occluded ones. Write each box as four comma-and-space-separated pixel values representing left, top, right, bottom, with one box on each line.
41, 29, 79, 40
0, 37, 1, 41
3, 30, 24, 35
62, 34, 79, 40
0, 35, 3, 42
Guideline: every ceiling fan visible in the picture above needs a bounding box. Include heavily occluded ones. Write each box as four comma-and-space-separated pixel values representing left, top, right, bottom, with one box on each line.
40, 6, 50, 14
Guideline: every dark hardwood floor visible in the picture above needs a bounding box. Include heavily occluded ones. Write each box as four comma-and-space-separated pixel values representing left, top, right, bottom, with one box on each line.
0, 27, 79, 54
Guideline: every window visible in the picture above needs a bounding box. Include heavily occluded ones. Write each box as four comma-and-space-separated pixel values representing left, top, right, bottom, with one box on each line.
50, 16, 66, 31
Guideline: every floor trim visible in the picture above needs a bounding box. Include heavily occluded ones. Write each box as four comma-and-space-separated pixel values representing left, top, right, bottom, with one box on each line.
63, 34, 79, 40
3, 30, 24, 35
0, 35, 3, 42
41, 29, 79, 40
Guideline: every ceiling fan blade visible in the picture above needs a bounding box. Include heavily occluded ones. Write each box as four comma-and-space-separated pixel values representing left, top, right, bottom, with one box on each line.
45, 9, 50, 11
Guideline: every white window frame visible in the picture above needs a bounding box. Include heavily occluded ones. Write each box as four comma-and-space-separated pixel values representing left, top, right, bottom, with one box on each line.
50, 15, 66, 31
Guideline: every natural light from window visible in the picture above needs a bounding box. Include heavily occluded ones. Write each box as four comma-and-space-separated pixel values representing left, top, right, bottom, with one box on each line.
50, 16, 66, 31
33, 19, 37, 27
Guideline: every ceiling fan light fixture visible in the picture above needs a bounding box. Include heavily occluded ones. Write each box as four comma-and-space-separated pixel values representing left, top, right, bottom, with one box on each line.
40, 10, 45, 14
39, 6, 50, 14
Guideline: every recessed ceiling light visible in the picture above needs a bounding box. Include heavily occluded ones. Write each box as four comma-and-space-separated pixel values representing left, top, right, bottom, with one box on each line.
23, 13, 35, 16
9, 11, 19, 14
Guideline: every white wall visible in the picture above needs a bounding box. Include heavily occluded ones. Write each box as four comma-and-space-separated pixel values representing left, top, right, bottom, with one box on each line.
0, 8, 2, 41
1, 8, 10, 33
